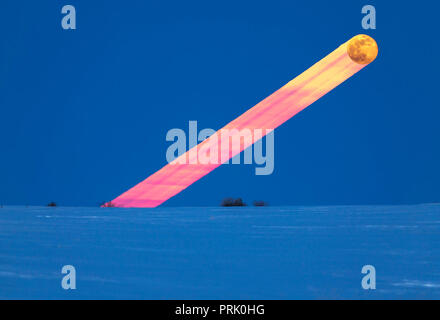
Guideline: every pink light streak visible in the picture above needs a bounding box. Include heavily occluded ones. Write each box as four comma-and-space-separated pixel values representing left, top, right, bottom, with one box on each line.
105, 35, 376, 208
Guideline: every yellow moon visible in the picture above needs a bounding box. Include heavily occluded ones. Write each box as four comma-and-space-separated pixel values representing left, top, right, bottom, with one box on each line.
347, 34, 378, 64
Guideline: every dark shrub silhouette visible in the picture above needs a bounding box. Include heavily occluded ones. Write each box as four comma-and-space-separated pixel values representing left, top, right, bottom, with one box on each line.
101, 201, 116, 208
47, 202, 57, 207
221, 198, 247, 207
253, 200, 268, 207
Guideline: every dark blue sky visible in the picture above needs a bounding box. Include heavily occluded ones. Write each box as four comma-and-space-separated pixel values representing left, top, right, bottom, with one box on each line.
1, 1, 439, 206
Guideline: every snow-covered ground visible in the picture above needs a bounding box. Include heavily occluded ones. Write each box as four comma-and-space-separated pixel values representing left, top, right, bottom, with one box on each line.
1, 204, 440, 299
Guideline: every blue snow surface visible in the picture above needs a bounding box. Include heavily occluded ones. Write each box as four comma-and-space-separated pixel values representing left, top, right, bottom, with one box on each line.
1, 204, 440, 300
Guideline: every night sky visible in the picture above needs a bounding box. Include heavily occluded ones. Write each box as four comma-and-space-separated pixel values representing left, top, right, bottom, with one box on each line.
1, 1, 439, 206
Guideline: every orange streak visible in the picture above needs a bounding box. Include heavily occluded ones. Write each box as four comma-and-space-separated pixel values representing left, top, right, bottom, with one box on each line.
106, 36, 376, 208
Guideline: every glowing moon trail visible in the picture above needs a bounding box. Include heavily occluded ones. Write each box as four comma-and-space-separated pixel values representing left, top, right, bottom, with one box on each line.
105, 34, 378, 208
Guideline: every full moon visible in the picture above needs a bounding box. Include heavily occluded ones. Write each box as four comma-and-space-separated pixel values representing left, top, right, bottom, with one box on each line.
347, 34, 378, 64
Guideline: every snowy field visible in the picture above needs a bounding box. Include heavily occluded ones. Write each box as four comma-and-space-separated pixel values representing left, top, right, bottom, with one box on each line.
1, 204, 440, 299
